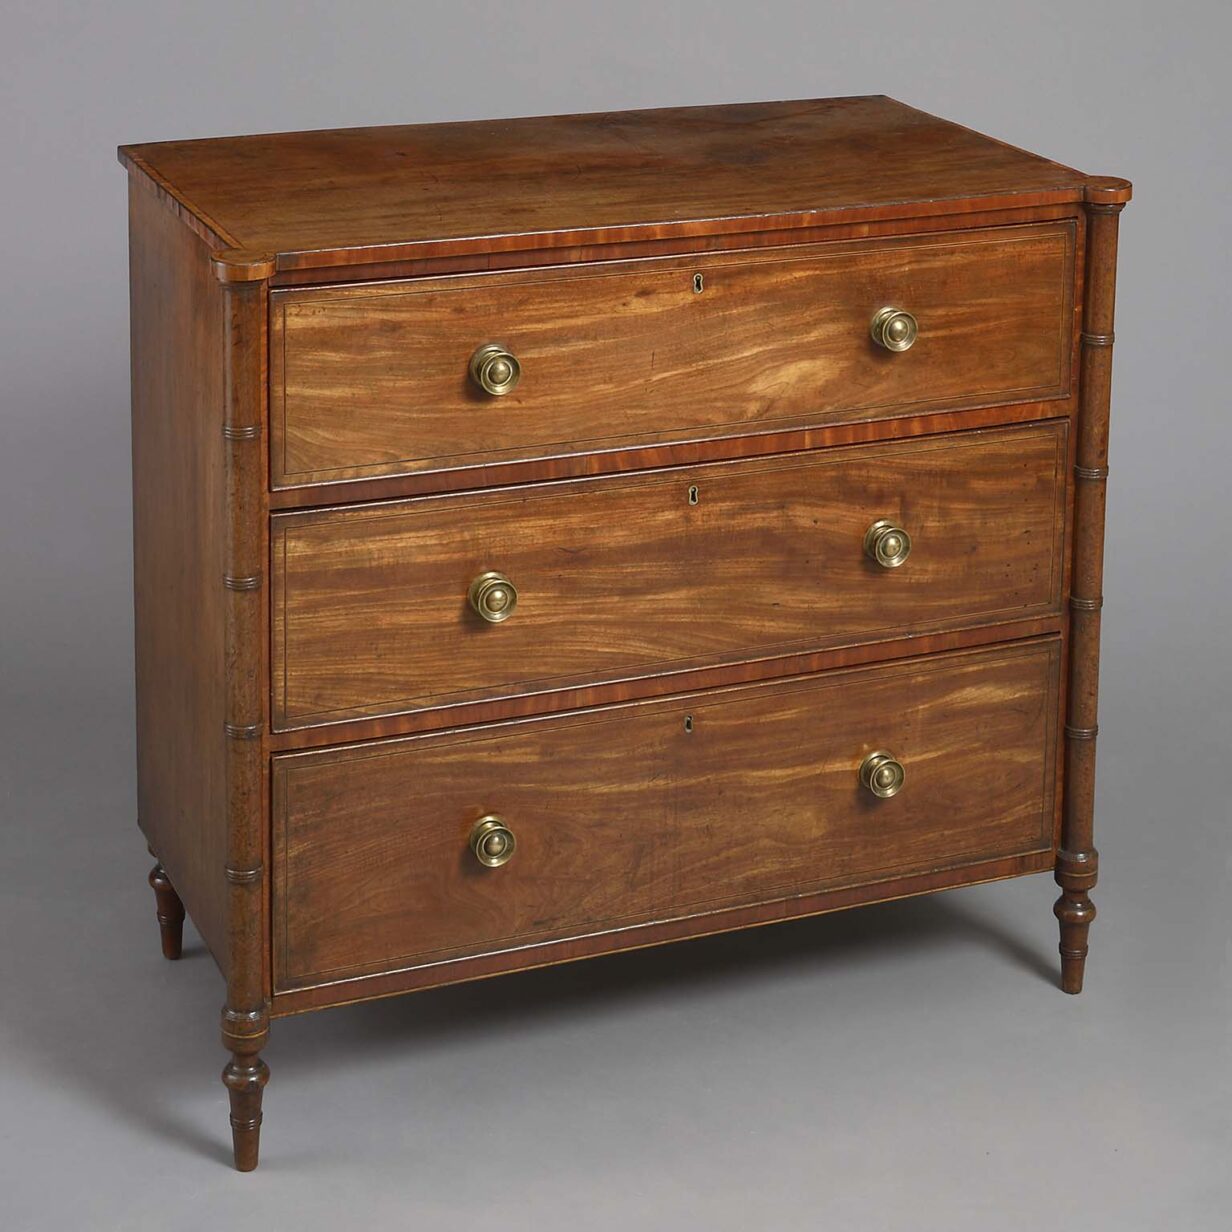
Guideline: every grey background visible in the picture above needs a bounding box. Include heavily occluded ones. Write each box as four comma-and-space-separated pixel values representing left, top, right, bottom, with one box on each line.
2, 1, 1228, 1228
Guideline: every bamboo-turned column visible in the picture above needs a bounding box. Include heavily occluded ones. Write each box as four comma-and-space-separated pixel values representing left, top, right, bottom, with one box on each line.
216, 251, 275, 1169
1055, 177, 1131, 994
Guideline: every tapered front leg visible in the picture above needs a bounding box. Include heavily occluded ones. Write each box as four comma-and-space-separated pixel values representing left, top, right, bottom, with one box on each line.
217, 273, 272, 1170
1054, 851, 1097, 993
147, 861, 185, 960
222, 1047, 269, 1171
222, 1007, 270, 1171
1056, 177, 1130, 993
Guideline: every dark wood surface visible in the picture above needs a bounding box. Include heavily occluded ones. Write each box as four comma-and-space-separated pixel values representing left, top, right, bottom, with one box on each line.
121, 96, 1129, 1169
272, 422, 1067, 731
129, 179, 231, 972
271, 849, 1056, 1016
129, 173, 276, 1170
266, 397, 1079, 513
271, 223, 1073, 489
274, 639, 1059, 996
118, 97, 1092, 274
218, 275, 272, 1173
1056, 188, 1129, 994
265, 199, 1083, 290
147, 862, 186, 961
266, 615, 1064, 753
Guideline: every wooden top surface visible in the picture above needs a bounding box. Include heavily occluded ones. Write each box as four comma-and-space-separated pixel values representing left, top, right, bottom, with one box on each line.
119, 95, 1105, 276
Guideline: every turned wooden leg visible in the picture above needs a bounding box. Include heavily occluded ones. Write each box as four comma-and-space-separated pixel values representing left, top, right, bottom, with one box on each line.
223, 1048, 269, 1171
147, 861, 185, 960
222, 1007, 269, 1171
1054, 849, 1098, 994
1055, 181, 1128, 995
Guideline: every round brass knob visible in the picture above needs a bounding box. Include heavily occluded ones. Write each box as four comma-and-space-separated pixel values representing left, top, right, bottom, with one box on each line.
470, 815, 516, 867
468, 571, 518, 623
870, 307, 918, 353
860, 751, 905, 799
863, 519, 912, 569
469, 343, 521, 396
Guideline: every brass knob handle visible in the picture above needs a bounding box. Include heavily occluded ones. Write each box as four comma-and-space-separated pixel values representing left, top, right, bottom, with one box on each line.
469, 343, 521, 396
870, 306, 918, 352
468, 571, 518, 623
470, 815, 516, 867
863, 519, 912, 569
860, 751, 905, 799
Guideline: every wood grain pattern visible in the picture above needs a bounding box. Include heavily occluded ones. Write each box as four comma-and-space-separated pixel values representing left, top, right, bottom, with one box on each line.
272, 849, 1056, 1016
129, 173, 275, 1172
121, 95, 1129, 1169
118, 96, 1090, 274
271, 223, 1073, 489
265, 616, 1060, 753
271, 422, 1066, 731
265, 200, 1082, 290
129, 177, 230, 970
273, 639, 1060, 995
265, 398, 1078, 513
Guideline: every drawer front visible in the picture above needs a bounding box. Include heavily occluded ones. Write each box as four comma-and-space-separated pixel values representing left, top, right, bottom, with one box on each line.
272, 422, 1066, 730
273, 640, 1060, 992
270, 223, 1075, 489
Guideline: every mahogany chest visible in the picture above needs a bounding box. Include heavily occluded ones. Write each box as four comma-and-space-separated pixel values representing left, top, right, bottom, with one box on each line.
119, 96, 1130, 1169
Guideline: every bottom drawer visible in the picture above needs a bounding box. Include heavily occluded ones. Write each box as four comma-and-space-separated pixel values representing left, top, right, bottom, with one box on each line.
273, 639, 1060, 993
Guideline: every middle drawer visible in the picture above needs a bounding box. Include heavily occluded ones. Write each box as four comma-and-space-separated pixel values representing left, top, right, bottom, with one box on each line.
272, 421, 1066, 731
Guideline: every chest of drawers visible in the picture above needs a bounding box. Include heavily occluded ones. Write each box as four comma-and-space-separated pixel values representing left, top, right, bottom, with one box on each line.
120, 96, 1129, 1170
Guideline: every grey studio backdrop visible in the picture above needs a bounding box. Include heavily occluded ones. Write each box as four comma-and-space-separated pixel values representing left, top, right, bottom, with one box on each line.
1, 2, 1228, 1228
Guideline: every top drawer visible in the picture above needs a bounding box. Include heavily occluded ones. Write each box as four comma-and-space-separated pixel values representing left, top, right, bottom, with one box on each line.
270, 222, 1076, 490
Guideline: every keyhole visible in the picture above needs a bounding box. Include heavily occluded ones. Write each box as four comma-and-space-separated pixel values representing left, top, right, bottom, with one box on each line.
684, 715, 694, 733
693, 273, 704, 293
688, 485, 699, 505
